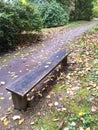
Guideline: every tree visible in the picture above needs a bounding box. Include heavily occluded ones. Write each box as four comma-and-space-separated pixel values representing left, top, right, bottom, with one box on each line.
74, 0, 93, 20
56, 0, 74, 14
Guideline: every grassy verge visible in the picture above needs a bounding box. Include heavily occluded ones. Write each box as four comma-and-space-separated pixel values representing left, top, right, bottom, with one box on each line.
34, 25, 98, 130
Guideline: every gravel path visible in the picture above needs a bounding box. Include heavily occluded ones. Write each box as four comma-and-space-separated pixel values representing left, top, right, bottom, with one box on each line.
0, 20, 98, 115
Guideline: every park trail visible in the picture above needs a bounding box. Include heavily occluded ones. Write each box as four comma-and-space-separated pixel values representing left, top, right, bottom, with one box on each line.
0, 20, 98, 115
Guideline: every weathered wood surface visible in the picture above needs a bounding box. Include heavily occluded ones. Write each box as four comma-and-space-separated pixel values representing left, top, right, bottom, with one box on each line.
6, 50, 70, 97
12, 93, 27, 110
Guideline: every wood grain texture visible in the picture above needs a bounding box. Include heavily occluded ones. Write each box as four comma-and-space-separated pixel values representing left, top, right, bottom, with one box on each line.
6, 50, 71, 96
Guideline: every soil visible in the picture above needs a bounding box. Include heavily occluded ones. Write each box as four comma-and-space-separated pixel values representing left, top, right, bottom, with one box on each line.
0, 20, 98, 130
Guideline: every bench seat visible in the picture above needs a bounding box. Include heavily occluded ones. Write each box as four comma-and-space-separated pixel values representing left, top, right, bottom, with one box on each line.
6, 49, 71, 110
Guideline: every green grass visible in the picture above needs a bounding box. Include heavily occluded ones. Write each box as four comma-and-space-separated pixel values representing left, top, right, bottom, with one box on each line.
33, 23, 98, 130
87, 24, 98, 34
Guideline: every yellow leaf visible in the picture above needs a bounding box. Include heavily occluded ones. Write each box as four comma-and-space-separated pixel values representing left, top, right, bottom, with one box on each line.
7, 107, 12, 111
22, 0, 28, 5
27, 97, 31, 101
47, 62, 51, 65
89, 81, 96, 87
86, 127, 90, 130
66, 75, 71, 80
0, 97, 5, 100
79, 112, 85, 116
86, 67, 91, 71
19, 118, 24, 125
92, 83, 96, 87
3, 118, 8, 126
31, 88, 35, 92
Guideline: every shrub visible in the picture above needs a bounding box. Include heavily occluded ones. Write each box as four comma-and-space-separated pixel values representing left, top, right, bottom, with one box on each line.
37, 1, 69, 28
0, 1, 42, 50
93, 6, 98, 18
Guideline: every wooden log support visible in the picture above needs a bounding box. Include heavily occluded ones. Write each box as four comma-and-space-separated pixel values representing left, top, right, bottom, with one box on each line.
12, 93, 27, 110
61, 56, 68, 68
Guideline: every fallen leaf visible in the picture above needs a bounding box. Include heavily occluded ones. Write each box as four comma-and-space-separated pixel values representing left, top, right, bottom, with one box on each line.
53, 118, 59, 122
59, 97, 63, 101
3, 118, 8, 126
12, 115, 21, 120
37, 112, 41, 116
7, 107, 12, 111
45, 65, 49, 68
41, 127, 44, 130
0, 81, 5, 86
27, 97, 31, 101
31, 88, 35, 92
30, 121, 35, 125
64, 127, 69, 130
91, 105, 98, 112
1, 116, 6, 121
58, 121, 64, 130
79, 126, 84, 130
0, 97, 5, 100
79, 112, 85, 116
89, 81, 96, 87
47, 62, 52, 65
46, 95, 51, 99
25, 64, 29, 67
66, 75, 71, 80
37, 91, 42, 97
48, 103, 53, 107
70, 121, 76, 126
54, 102, 59, 106
62, 107, 67, 111
86, 127, 90, 130
9, 96, 12, 100
19, 118, 24, 125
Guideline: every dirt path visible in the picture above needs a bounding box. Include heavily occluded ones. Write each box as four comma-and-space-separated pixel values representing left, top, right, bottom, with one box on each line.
0, 20, 98, 116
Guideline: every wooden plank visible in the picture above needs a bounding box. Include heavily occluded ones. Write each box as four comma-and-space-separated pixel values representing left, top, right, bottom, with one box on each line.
12, 93, 27, 110
6, 50, 71, 96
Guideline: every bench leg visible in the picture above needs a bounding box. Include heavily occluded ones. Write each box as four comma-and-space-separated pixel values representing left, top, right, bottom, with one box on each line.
61, 56, 68, 67
12, 93, 27, 111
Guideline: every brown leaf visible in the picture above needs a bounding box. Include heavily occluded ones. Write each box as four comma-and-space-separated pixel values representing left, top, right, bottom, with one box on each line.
91, 105, 98, 112
48, 103, 53, 107
58, 121, 64, 130
37, 112, 41, 116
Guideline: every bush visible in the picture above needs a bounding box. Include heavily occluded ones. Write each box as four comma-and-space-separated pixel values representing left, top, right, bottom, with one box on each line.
93, 6, 98, 18
37, 1, 69, 28
0, 1, 42, 50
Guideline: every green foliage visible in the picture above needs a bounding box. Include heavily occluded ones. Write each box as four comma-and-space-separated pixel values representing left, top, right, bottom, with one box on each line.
37, 1, 69, 28
56, 0, 72, 13
0, 1, 42, 50
74, 0, 93, 21
93, 6, 98, 18
69, 0, 94, 21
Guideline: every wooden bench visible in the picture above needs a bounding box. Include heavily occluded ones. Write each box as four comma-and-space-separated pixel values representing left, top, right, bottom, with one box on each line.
6, 50, 71, 110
